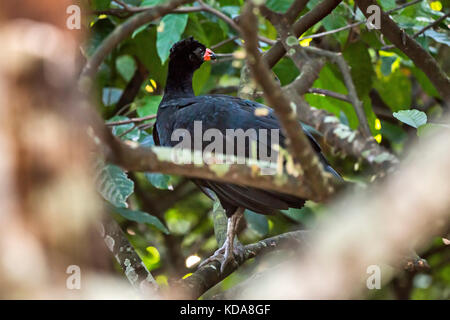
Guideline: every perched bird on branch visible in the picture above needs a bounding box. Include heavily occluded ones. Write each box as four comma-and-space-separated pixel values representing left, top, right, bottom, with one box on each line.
153, 37, 341, 272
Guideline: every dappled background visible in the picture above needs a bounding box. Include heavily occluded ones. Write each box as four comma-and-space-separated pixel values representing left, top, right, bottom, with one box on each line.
0, 0, 448, 299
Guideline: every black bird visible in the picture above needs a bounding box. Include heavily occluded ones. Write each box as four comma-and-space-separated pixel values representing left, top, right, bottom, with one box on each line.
153, 37, 340, 272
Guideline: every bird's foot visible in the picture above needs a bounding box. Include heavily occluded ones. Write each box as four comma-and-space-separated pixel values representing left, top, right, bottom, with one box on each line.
199, 240, 245, 274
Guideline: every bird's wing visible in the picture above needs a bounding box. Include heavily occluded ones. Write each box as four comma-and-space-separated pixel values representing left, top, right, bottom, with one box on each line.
154, 95, 339, 215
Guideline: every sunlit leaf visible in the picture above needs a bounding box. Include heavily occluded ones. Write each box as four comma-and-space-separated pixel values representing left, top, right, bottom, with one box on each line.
96, 163, 134, 208
107, 116, 140, 141
102, 87, 123, 106
116, 55, 136, 82
393, 109, 427, 128
156, 14, 189, 64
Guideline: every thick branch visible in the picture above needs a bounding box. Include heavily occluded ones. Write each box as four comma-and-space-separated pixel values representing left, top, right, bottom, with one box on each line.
296, 0, 423, 43
297, 99, 399, 174
100, 213, 159, 296
263, 0, 342, 69
240, 3, 337, 201
172, 230, 310, 299
100, 127, 316, 199
232, 124, 450, 299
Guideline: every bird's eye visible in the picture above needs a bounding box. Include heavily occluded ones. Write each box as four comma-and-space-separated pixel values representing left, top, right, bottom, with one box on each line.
193, 47, 204, 58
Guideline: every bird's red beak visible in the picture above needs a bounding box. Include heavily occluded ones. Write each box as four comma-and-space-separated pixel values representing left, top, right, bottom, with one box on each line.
203, 48, 216, 61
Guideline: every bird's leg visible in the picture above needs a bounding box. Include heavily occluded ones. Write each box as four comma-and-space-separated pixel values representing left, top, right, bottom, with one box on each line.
199, 207, 245, 273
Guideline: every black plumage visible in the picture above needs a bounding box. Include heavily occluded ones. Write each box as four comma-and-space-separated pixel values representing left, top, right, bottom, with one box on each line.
153, 37, 340, 271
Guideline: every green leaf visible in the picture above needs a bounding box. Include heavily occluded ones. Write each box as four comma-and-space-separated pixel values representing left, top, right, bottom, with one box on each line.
424, 29, 450, 46
138, 135, 174, 190
136, 95, 162, 117
305, 64, 359, 129
141, 0, 166, 5
411, 67, 439, 98
156, 14, 189, 64
120, 28, 167, 86
380, 55, 397, 76
393, 109, 427, 128
96, 163, 134, 208
343, 42, 374, 98
86, 18, 115, 56
244, 210, 268, 237
193, 63, 211, 94
116, 55, 136, 82
112, 206, 169, 234
374, 69, 412, 112
91, 0, 111, 10
107, 116, 140, 141
380, 0, 396, 11
273, 58, 300, 86
145, 173, 173, 190
139, 134, 155, 147
281, 206, 315, 224
102, 87, 123, 106
184, 14, 209, 46
265, 0, 295, 13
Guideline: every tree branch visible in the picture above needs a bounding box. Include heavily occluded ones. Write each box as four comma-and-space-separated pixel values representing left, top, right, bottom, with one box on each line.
172, 230, 310, 299
355, 0, 450, 108
296, 0, 423, 43
301, 46, 372, 137
240, 2, 338, 201
230, 123, 450, 299
263, 0, 342, 69
106, 114, 156, 126
100, 213, 159, 296
80, 0, 194, 82
307, 88, 351, 103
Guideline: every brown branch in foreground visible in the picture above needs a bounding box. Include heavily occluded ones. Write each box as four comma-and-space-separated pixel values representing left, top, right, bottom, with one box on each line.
356, 0, 450, 108
104, 136, 316, 200
232, 124, 450, 299
171, 230, 311, 299
90, 110, 318, 199
240, 3, 337, 201
100, 214, 159, 296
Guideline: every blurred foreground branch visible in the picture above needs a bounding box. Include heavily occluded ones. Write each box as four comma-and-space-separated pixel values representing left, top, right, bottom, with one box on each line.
230, 124, 450, 299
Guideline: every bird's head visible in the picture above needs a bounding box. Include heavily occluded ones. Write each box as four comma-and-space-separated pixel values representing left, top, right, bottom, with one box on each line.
169, 37, 216, 72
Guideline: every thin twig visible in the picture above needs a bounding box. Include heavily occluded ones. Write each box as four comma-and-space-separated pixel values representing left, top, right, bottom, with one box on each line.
356, 0, 450, 108
80, 0, 194, 81
106, 114, 157, 126
240, 2, 337, 201
381, 12, 450, 50
297, 0, 424, 43
211, 36, 239, 50
304, 46, 372, 137
307, 88, 351, 103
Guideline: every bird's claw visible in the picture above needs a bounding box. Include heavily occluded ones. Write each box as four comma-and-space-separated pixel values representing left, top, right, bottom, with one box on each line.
199, 241, 245, 274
